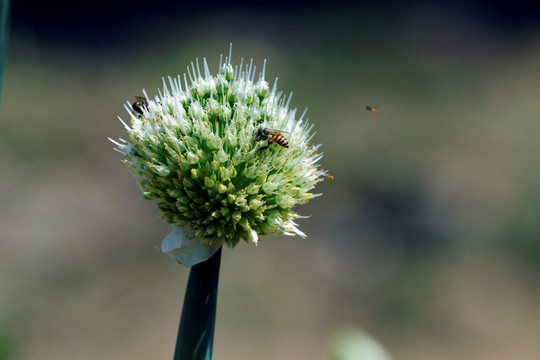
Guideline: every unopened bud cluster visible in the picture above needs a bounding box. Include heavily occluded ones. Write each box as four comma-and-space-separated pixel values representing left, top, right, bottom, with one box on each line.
110, 54, 328, 250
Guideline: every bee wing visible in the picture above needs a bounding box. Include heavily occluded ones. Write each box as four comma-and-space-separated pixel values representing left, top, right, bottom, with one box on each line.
272, 129, 291, 134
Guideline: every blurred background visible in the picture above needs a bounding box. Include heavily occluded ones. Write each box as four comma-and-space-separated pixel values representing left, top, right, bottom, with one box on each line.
2, 0, 540, 359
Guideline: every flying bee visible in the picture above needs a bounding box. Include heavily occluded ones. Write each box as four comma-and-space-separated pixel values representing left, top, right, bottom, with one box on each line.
366, 105, 378, 114
322, 173, 335, 180
255, 127, 289, 151
132, 96, 148, 116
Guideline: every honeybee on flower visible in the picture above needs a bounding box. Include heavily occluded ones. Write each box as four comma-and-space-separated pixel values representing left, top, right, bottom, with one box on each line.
131, 96, 148, 116
255, 127, 289, 151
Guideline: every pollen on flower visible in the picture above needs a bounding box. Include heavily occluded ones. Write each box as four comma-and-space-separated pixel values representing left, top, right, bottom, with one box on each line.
110, 48, 330, 251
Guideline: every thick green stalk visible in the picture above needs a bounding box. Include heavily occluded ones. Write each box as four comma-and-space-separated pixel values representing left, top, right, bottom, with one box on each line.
174, 246, 222, 360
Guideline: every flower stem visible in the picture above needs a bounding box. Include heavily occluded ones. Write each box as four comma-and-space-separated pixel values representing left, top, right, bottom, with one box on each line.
174, 246, 222, 360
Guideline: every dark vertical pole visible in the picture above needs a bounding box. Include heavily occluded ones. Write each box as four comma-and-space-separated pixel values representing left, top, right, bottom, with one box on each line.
0, 0, 10, 107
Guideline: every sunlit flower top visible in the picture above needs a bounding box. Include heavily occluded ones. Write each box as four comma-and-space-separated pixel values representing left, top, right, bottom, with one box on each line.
110, 51, 329, 266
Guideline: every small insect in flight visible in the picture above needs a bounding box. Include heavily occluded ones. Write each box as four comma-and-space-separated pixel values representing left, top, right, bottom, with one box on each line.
132, 96, 148, 116
322, 173, 335, 180
366, 105, 378, 114
255, 127, 289, 151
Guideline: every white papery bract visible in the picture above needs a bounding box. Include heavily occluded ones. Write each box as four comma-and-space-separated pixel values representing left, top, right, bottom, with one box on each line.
110, 52, 328, 264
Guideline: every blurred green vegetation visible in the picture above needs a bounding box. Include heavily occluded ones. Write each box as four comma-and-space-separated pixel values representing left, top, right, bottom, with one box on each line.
1, 3, 540, 360
0, 329, 16, 360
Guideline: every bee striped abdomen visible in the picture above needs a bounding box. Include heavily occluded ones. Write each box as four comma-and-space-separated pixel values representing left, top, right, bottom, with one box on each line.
272, 133, 289, 148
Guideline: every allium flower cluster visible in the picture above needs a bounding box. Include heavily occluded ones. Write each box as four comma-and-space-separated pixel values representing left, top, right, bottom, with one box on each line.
110, 53, 328, 265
